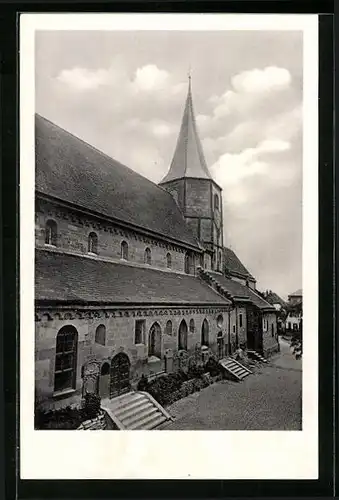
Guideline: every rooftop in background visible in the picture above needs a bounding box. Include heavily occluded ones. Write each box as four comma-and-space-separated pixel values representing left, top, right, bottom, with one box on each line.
209, 272, 274, 311
35, 114, 200, 251
263, 290, 287, 307
35, 249, 231, 306
160, 78, 213, 184
223, 247, 255, 280
288, 288, 302, 297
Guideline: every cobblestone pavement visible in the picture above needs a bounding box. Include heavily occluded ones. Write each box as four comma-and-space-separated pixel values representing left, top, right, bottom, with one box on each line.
161, 338, 302, 430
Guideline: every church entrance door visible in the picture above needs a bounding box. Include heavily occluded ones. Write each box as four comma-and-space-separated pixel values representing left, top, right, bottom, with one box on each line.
110, 353, 130, 399
98, 362, 110, 399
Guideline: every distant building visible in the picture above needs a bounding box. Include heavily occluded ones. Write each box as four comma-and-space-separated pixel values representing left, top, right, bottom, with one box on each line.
263, 290, 287, 312
288, 288, 302, 306
285, 289, 302, 334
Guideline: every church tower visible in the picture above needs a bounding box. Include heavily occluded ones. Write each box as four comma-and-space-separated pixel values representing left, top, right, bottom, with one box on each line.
159, 78, 224, 272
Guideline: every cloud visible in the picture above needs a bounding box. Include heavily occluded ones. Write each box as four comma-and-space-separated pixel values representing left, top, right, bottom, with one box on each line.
132, 64, 169, 91
57, 66, 112, 90
207, 66, 293, 121
231, 66, 291, 93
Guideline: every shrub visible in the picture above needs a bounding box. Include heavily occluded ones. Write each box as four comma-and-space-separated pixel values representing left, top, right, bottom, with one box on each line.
84, 393, 101, 420
187, 363, 205, 380
35, 405, 85, 430
137, 374, 149, 392
204, 357, 222, 377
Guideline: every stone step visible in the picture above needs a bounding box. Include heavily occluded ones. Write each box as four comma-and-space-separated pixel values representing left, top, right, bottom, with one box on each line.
122, 406, 159, 428
132, 412, 167, 430
142, 414, 167, 430
219, 357, 251, 381
108, 392, 144, 410
115, 399, 152, 419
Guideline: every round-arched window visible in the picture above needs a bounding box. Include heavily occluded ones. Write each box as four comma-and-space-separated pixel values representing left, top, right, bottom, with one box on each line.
121, 241, 129, 260
95, 324, 106, 346
88, 232, 98, 254
166, 252, 172, 268
144, 247, 151, 265
217, 315, 223, 328
166, 320, 173, 335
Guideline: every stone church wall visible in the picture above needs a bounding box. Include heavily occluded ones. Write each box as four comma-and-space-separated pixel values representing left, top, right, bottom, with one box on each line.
184, 179, 212, 218
262, 312, 279, 356
35, 198, 200, 274
35, 305, 230, 410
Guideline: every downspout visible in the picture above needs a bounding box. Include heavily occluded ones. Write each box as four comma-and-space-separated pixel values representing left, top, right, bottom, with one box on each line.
228, 308, 231, 355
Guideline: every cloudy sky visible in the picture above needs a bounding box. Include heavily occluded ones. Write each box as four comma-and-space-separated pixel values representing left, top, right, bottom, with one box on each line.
35, 29, 302, 299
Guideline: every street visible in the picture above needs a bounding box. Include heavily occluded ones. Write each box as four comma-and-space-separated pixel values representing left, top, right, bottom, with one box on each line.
162, 338, 302, 430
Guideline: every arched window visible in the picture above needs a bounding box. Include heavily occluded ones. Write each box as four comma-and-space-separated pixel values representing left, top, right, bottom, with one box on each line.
189, 319, 195, 333
88, 232, 98, 254
121, 241, 128, 260
217, 314, 223, 328
54, 325, 78, 392
148, 322, 162, 358
201, 319, 209, 347
178, 319, 188, 351
166, 252, 172, 268
214, 193, 219, 211
45, 219, 57, 246
95, 324, 106, 346
165, 320, 173, 336
144, 247, 151, 265
184, 252, 190, 274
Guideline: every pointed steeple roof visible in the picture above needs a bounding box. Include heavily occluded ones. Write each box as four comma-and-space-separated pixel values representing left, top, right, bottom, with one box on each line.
160, 77, 212, 183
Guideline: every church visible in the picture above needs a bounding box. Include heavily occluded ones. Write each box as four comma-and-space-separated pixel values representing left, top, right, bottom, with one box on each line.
34, 79, 278, 412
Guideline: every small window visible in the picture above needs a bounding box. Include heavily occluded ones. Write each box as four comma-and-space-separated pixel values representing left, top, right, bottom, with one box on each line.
239, 314, 243, 328
233, 325, 236, 333
95, 324, 106, 346
144, 247, 151, 265
88, 232, 98, 254
135, 320, 145, 344
121, 241, 128, 260
214, 193, 219, 211
166, 252, 172, 268
189, 319, 195, 333
45, 219, 57, 246
217, 251, 222, 271
184, 252, 190, 274
165, 320, 172, 335
217, 315, 223, 328
271, 323, 274, 337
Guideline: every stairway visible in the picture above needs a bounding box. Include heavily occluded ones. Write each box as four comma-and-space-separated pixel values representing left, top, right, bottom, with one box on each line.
101, 391, 173, 430
247, 350, 268, 363
219, 357, 252, 381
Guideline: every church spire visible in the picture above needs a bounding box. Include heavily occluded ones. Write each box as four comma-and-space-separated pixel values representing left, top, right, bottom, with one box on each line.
160, 76, 212, 184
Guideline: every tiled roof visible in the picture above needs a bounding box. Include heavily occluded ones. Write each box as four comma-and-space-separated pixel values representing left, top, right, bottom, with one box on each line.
289, 288, 302, 297
160, 80, 212, 184
35, 249, 231, 306
265, 291, 286, 307
209, 272, 274, 311
223, 247, 254, 279
35, 114, 199, 250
